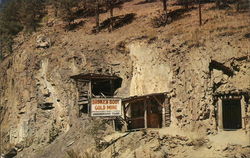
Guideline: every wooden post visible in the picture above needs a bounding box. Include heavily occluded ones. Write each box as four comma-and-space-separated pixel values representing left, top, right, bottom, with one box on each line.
144, 99, 148, 129
247, 98, 250, 134
123, 103, 126, 121
123, 103, 128, 131
153, 95, 166, 128
218, 98, 223, 130
162, 0, 167, 13
109, 4, 114, 32
241, 96, 246, 129
113, 119, 116, 131
198, 0, 202, 26
95, 0, 100, 32
88, 81, 92, 115
76, 80, 80, 117
162, 106, 166, 128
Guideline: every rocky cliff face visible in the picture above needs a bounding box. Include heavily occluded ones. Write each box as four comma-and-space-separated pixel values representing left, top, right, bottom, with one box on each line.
1, 33, 249, 157
129, 42, 173, 96
0, 30, 134, 154
0, 0, 250, 157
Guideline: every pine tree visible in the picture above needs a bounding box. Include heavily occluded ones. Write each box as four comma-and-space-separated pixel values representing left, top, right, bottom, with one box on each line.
0, 0, 44, 58
0, 0, 22, 35
18, 0, 45, 32
0, 0, 22, 57
51, 0, 79, 30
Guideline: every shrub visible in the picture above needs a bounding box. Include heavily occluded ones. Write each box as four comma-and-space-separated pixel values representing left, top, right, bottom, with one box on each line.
58, 0, 79, 29
0, 0, 45, 59
0, 0, 21, 58
151, 12, 170, 28
18, 0, 45, 32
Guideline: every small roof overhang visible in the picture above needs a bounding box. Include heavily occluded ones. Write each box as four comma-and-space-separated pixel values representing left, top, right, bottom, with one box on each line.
122, 92, 168, 104
70, 73, 122, 81
213, 88, 250, 97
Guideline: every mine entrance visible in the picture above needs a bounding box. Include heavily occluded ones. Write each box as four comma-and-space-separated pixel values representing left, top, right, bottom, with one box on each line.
71, 73, 122, 115
130, 100, 145, 129
123, 93, 171, 130
147, 98, 162, 128
92, 79, 121, 97
222, 99, 242, 129
128, 98, 162, 129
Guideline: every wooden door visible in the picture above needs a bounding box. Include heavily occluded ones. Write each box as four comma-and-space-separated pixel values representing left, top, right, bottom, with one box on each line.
222, 99, 242, 129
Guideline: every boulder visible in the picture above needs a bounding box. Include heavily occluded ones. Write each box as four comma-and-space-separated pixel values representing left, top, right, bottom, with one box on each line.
36, 35, 51, 49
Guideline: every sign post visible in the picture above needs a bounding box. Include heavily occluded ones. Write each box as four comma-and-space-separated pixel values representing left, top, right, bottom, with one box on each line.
91, 98, 122, 117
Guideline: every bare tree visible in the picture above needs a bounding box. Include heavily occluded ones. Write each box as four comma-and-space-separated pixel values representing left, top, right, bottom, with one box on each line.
84, 0, 103, 32
95, 0, 101, 32
177, 0, 191, 9
198, 0, 202, 26
215, 0, 227, 8
162, 0, 167, 12
105, 0, 122, 31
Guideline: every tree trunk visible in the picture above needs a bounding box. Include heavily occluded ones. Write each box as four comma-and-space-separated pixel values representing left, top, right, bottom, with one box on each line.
162, 0, 167, 12
31, 13, 36, 32
109, 6, 114, 32
215, 0, 221, 8
185, 0, 189, 9
54, 1, 59, 17
198, 0, 202, 26
236, 0, 241, 12
55, 5, 58, 17
95, 0, 100, 32
236, 1, 240, 12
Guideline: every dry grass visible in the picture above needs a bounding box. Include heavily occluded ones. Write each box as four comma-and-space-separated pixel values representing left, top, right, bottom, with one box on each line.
66, 149, 79, 158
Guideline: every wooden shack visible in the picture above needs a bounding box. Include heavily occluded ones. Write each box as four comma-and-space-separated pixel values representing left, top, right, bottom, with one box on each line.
70, 73, 122, 114
122, 92, 171, 130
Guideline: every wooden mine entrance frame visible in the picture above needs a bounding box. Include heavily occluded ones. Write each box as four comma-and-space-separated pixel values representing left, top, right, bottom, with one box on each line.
70, 73, 122, 115
209, 60, 250, 131
214, 90, 250, 131
122, 92, 171, 130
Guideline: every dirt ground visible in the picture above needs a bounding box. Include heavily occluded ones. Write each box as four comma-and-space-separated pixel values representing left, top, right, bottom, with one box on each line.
1, 0, 250, 157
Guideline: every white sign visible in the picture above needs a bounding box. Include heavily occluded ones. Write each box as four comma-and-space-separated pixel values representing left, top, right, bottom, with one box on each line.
91, 98, 122, 117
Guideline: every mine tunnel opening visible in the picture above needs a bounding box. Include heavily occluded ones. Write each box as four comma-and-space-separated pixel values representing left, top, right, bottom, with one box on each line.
214, 91, 249, 132
222, 99, 242, 130
92, 78, 122, 97
71, 73, 123, 114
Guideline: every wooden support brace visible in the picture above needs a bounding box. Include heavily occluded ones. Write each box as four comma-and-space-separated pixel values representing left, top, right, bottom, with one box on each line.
153, 96, 164, 107
162, 106, 166, 128
125, 103, 130, 112
144, 99, 147, 128
241, 96, 246, 129
113, 119, 116, 131
218, 98, 223, 130
88, 81, 92, 115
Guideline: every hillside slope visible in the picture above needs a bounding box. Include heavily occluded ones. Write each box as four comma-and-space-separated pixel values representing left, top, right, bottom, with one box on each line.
0, 0, 250, 157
